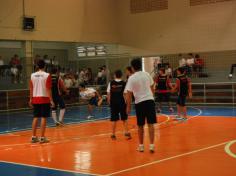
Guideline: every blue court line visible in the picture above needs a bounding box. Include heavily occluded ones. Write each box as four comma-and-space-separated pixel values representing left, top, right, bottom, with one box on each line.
0, 161, 98, 176
0, 106, 236, 134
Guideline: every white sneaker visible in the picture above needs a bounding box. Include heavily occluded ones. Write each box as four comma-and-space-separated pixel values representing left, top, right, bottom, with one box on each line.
137, 144, 144, 152
229, 74, 233, 78
150, 144, 155, 153
87, 115, 94, 119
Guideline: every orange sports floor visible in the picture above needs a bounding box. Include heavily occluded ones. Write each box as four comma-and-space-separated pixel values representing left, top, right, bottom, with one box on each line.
0, 110, 236, 176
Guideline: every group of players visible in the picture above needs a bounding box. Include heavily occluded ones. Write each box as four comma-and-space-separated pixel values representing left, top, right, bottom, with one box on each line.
29, 58, 192, 153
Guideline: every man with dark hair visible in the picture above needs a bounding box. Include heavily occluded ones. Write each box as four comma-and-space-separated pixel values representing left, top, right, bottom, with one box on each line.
126, 58, 157, 153
172, 67, 192, 121
107, 70, 131, 140
29, 59, 54, 143
51, 67, 68, 126
155, 68, 174, 113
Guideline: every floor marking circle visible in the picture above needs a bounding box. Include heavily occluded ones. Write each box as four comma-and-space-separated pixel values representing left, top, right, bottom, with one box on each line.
225, 140, 236, 159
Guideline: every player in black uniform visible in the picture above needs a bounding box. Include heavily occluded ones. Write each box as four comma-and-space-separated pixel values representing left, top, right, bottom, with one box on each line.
107, 70, 131, 140
155, 68, 174, 113
172, 67, 192, 120
51, 67, 68, 126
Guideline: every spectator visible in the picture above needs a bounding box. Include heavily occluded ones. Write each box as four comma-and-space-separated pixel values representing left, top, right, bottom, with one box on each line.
186, 53, 195, 77
60, 68, 66, 78
79, 69, 85, 84
9, 54, 22, 84
178, 54, 186, 67
97, 67, 103, 85
125, 66, 134, 80
64, 74, 73, 88
166, 65, 173, 78
0, 56, 4, 77
194, 54, 204, 76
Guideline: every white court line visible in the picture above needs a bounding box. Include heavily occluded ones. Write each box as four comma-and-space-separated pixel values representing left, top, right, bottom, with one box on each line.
105, 140, 231, 176
0, 160, 102, 176
224, 140, 236, 159
0, 114, 170, 148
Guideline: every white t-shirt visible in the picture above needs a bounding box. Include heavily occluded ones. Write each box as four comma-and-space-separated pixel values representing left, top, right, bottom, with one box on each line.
64, 78, 73, 88
179, 58, 186, 67
80, 88, 96, 99
125, 71, 154, 104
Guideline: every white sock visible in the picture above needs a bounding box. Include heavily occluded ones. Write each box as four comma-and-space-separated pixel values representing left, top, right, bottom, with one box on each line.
59, 109, 65, 122
52, 111, 58, 123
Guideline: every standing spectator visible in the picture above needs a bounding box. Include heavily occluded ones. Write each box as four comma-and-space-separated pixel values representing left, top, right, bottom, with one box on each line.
166, 65, 173, 78
126, 58, 157, 153
186, 53, 195, 77
79, 69, 85, 84
34, 55, 41, 71
0, 56, 4, 77
29, 59, 54, 143
60, 68, 66, 78
125, 66, 134, 79
178, 54, 186, 67
194, 54, 204, 76
97, 67, 103, 85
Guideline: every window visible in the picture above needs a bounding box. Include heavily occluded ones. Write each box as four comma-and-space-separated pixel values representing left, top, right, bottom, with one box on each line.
190, 0, 235, 6
130, 0, 168, 14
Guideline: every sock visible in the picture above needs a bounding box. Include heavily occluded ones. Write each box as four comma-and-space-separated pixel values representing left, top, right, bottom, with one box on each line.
52, 111, 58, 123
59, 109, 65, 122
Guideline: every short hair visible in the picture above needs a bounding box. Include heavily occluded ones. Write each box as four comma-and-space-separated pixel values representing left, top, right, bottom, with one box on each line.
177, 67, 186, 74
114, 70, 123, 78
131, 58, 142, 71
195, 54, 200, 58
37, 59, 45, 69
79, 83, 86, 88
126, 66, 133, 73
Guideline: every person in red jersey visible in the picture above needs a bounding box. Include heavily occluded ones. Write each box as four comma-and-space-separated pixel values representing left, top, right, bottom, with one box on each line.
29, 59, 54, 144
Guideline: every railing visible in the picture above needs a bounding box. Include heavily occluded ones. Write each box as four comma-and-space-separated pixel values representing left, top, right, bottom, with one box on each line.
0, 82, 235, 112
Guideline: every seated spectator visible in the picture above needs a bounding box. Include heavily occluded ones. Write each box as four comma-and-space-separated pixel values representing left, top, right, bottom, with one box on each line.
79, 69, 85, 84
64, 74, 73, 88
9, 54, 23, 84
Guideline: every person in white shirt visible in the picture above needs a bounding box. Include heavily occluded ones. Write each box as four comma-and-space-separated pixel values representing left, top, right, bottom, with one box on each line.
125, 58, 157, 153
79, 83, 103, 119
64, 75, 73, 88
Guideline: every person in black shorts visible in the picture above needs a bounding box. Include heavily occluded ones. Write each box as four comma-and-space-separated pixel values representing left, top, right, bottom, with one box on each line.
155, 68, 174, 113
107, 70, 131, 140
51, 67, 68, 126
172, 67, 192, 121
29, 59, 54, 143
126, 58, 157, 153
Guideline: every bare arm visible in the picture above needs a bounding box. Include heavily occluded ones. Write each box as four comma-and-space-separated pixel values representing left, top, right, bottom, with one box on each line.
126, 91, 132, 115
188, 79, 192, 98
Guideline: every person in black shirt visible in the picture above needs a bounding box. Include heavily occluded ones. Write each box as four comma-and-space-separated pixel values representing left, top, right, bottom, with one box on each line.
107, 70, 131, 140
172, 67, 192, 121
51, 67, 68, 126
155, 68, 174, 113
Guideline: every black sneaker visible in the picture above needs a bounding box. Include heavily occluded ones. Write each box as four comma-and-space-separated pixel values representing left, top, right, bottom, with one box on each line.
31, 136, 39, 143
39, 137, 50, 144
111, 134, 116, 140
124, 133, 132, 140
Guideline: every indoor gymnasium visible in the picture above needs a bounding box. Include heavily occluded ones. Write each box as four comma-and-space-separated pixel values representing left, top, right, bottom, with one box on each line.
0, 0, 236, 176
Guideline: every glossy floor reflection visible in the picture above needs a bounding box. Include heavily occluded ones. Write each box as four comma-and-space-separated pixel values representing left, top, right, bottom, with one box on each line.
0, 106, 236, 176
